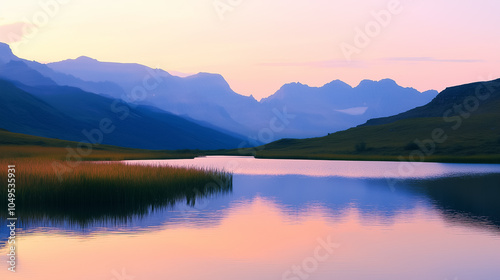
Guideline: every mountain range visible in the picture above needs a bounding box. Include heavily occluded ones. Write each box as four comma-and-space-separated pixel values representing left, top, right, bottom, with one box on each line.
254, 78, 500, 162
0, 45, 246, 150
47, 55, 438, 140
1, 42, 439, 149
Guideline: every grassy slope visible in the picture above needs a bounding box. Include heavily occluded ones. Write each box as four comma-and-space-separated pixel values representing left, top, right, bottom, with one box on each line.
0, 129, 200, 160
234, 79, 500, 163
247, 112, 500, 163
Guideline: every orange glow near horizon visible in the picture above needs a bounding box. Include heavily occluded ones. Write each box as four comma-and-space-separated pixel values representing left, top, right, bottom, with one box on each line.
0, 0, 499, 99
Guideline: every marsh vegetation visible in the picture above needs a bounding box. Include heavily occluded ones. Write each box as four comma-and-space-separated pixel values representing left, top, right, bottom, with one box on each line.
0, 159, 232, 227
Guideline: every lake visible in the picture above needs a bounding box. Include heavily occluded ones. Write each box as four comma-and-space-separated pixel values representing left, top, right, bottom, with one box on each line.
2, 157, 500, 280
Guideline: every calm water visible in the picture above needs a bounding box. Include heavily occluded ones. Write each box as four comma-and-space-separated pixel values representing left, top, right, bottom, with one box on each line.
2, 157, 500, 280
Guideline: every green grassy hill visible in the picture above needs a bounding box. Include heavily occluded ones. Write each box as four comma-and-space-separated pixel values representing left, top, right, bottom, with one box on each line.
0, 128, 199, 160
248, 79, 500, 163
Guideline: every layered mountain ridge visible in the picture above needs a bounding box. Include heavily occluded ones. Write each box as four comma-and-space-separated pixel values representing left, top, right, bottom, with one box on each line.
0, 42, 440, 149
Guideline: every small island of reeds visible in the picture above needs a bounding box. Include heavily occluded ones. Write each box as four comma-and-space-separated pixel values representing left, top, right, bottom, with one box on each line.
0, 158, 232, 226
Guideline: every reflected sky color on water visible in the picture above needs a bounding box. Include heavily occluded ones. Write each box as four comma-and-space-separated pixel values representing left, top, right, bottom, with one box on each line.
1, 157, 500, 280
125, 156, 500, 178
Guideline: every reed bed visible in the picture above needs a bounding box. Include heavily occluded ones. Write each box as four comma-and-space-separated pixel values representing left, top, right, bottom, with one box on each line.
0, 158, 232, 226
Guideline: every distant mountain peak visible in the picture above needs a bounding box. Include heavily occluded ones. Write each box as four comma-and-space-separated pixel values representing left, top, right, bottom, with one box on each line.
75, 56, 99, 62
323, 79, 353, 90
183, 72, 234, 92
279, 81, 310, 90
0, 42, 18, 63
357, 79, 376, 86
190, 72, 223, 79
50, 56, 100, 67
0, 42, 11, 50
357, 78, 397, 86
379, 78, 398, 85
187, 72, 231, 85
423, 89, 439, 95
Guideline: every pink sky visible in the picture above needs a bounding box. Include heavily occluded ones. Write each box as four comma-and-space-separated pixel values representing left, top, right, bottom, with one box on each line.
1, 0, 499, 99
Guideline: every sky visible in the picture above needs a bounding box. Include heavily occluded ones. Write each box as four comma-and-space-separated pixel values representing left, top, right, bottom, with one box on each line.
0, 0, 499, 100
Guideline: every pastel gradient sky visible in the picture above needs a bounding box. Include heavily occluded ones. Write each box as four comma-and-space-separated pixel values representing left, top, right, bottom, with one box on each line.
0, 0, 499, 99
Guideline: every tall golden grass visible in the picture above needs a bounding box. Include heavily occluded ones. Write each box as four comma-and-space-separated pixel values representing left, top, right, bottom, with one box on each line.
0, 158, 232, 226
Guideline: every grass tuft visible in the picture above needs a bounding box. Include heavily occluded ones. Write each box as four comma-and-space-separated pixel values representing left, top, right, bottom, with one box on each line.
0, 159, 232, 227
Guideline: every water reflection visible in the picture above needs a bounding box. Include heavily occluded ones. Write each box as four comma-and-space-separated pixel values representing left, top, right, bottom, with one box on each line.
405, 174, 500, 229
126, 156, 500, 178
0, 177, 233, 249
2, 173, 498, 237
1, 170, 500, 280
